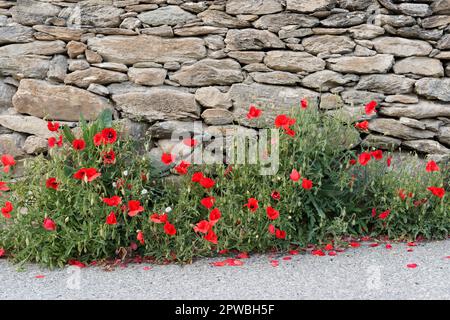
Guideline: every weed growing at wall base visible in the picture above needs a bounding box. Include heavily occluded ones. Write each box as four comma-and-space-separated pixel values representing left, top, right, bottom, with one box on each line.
0, 103, 448, 268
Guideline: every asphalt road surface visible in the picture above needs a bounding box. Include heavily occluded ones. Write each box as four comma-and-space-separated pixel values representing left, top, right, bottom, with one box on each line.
0, 239, 448, 300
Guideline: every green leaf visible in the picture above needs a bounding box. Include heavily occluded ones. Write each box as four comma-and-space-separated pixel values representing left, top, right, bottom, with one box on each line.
61, 125, 75, 143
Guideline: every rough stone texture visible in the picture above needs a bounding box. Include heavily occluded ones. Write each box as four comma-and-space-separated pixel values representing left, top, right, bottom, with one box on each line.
415, 78, 450, 101
393, 57, 444, 77
372, 37, 433, 57
170, 59, 243, 86
264, 51, 325, 72
0, 114, 55, 138
12, 79, 113, 121
0, 0, 448, 158
327, 55, 395, 74
87, 35, 206, 64
111, 85, 201, 122
356, 74, 416, 94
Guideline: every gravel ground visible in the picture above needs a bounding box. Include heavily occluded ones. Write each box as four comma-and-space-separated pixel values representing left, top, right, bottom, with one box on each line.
0, 239, 448, 300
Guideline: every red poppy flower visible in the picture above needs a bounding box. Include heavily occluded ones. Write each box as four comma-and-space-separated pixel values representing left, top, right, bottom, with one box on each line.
355, 120, 369, 131
106, 211, 117, 225
370, 150, 383, 160
312, 249, 325, 256
268, 224, 276, 235
289, 169, 300, 182
200, 177, 215, 189
72, 139, 86, 151
349, 159, 357, 166
102, 150, 116, 164
45, 177, 59, 190
204, 229, 218, 244
247, 105, 262, 119
358, 152, 371, 166
302, 178, 313, 190
93, 133, 104, 146
283, 127, 295, 137
194, 220, 210, 233
191, 171, 203, 182
378, 209, 391, 220
164, 222, 177, 236
47, 121, 60, 132
271, 191, 280, 200
68, 260, 86, 268
398, 189, 407, 200
101, 128, 117, 144
406, 263, 417, 269
385, 244, 392, 249
102, 196, 122, 206
349, 242, 360, 248
174, 161, 190, 175
427, 186, 445, 198
300, 98, 308, 109
387, 156, 392, 167
244, 198, 259, 212
365, 100, 377, 115
371, 208, 377, 218
1, 201, 13, 219
137, 231, 145, 244
161, 153, 175, 165
209, 208, 221, 225
275, 229, 286, 239
43, 218, 56, 231
1, 154, 16, 173
425, 160, 440, 172
0, 248, 4, 257
274, 114, 289, 128
48, 135, 63, 148
325, 244, 334, 251
183, 138, 198, 147
73, 168, 101, 182
150, 213, 168, 224
127, 200, 144, 217
266, 206, 279, 220
0, 181, 9, 191
200, 196, 216, 209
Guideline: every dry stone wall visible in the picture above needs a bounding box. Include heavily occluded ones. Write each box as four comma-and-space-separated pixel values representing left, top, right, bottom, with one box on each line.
1, 0, 450, 163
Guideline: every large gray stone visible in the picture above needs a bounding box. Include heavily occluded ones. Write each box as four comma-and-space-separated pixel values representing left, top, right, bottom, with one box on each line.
341, 90, 385, 107
421, 15, 450, 28
437, 34, 450, 50
198, 10, 251, 28
66, 3, 124, 28
87, 35, 206, 64
362, 134, 402, 150
12, 79, 113, 121
201, 108, 234, 125
302, 35, 355, 55
170, 59, 243, 86
229, 83, 320, 128
250, 71, 299, 85
0, 81, 16, 110
138, 5, 196, 26
0, 26, 34, 44
253, 13, 319, 32
431, 0, 450, 14
226, 0, 283, 14
0, 133, 26, 157
225, 29, 285, 50
195, 87, 232, 109
398, 3, 432, 17
0, 41, 66, 57
372, 37, 432, 57
11, 0, 60, 26
369, 118, 435, 140
0, 114, 54, 138
264, 51, 325, 72
111, 86, 201, 122
286, 0, 336, 12
321, 12, 367, 27
47, 55, 67, 82
32, 25, 84, 42
148, 120, 206, 139
393, 57, 444, 77
415, 78, 450, 101
327, 54, 395, 74
402, 140, 450, 154
348, 24, 385, 39
356, 74, 416, 94
438, 126, 450, 146
301, 70, 358, 91
380, 100, 450, 119
64, 67, 128, 88
0, 55, 50, 79
128, 67, 167, 86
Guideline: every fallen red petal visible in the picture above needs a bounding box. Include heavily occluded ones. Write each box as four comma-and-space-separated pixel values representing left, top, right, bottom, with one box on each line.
407, 263, 418, 269
282, 256, 292, 261
369, 243, 379, 248
35, 275, 45, 279
288, 249, 299, 255
328, 251, 337, 256
385, 244, 392, 249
